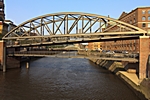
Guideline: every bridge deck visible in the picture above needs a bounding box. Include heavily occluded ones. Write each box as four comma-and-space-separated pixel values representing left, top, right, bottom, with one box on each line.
8, 51, 138, 62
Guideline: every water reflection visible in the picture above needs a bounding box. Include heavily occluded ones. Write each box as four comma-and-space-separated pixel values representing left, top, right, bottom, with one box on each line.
0, 57, 141, 100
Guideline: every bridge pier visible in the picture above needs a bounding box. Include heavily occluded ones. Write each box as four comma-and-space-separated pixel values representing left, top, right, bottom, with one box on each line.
139, 36, 149, 80
26, 62, 29, 69
3, 43, 6, 72
0, 40, 6, 72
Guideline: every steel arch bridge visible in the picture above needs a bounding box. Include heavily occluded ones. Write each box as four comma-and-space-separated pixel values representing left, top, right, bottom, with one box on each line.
2, 12, 146, 47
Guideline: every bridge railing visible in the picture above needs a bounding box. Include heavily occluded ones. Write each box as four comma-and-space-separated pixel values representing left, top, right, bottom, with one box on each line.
8, 51, 78, 57
8, 50, 139, 59
78, 50, 139, 59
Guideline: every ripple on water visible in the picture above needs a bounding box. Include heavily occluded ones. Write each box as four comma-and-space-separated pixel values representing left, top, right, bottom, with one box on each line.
0, 57, 142, 100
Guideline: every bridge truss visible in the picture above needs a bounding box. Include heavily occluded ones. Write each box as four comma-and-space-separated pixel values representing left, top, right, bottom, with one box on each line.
2, 12, 146, 47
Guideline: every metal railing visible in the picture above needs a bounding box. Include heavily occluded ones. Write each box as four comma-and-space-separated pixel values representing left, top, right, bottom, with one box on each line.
7, 50, 139, 62
78, 51, 139, 59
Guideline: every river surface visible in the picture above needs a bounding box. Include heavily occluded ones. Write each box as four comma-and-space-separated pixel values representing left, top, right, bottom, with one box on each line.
0, 57, 141, 100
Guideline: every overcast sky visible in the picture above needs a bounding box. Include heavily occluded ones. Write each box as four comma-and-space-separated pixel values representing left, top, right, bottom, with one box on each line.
4, 0, 150, 25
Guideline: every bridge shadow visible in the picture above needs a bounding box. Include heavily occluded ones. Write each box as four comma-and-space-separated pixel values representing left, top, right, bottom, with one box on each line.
92, 59, 140, 78
94, 59, 125, 73
146, 56, 150, 78
124, 62, 139, 77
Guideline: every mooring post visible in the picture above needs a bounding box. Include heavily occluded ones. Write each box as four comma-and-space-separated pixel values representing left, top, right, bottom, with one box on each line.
26, 62, 29, 69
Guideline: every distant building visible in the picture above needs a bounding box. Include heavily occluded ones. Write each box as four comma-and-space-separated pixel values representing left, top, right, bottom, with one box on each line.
119, 7, 150, 34
118, 7, 150, 52
0, 0, 5, 36
0, 20, 17, 39
101, 7, 150, 53
88, 42, 102, 51
5, 20, 17, 31
0, 0, 17, 39
0, 0, 5, 21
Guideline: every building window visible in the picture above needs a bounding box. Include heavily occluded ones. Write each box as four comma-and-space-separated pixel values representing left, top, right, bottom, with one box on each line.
148, 23, 150, 28
148, 16, 150, 20
142, 23, 146, 27
148, 10, 150, 14
142, 16, 146, 21
130, 20, 132, 24
133, 18, 136, 23
142, 10, 146, 14
148, 29, 150, 34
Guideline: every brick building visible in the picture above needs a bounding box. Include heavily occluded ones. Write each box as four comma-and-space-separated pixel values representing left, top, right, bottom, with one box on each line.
0, 0, 9, 39
119, 7, 150, 34
0, 0, 5, 21
0, 0, 17, 39
88, 42, 102, 51
0, 0, 5, 38
101, 7, 150, 53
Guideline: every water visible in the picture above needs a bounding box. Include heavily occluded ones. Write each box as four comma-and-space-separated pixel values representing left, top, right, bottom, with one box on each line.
0, 57, 141, 100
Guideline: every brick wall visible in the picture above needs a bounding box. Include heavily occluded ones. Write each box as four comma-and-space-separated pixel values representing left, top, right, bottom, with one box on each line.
139, 36, 149, 79
0, 40, 4, 69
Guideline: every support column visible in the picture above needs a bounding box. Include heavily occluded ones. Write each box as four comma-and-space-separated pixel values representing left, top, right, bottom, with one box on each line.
3, 42, 6, 72
26, 62, 29, 69
139, 36, 149, 80
0, 40, 6, 72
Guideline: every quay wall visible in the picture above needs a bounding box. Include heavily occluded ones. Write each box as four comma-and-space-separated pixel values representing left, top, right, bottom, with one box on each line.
0, 57, 21, 70
89, 58, 150, 100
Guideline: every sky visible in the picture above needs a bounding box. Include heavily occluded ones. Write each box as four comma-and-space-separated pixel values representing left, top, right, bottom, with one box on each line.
4, 0, 150, 25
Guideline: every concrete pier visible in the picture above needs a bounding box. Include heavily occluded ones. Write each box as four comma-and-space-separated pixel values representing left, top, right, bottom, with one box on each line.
139, 36, 149, 80
26, 62, 29, 69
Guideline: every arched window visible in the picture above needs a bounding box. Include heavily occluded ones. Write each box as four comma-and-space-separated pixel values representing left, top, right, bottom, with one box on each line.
142, 16, 146, 21
148, 16, 150, 21
148, 10, 150, 14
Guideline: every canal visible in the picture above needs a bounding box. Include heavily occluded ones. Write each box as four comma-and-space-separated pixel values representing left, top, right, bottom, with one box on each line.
0, 57, 141, 100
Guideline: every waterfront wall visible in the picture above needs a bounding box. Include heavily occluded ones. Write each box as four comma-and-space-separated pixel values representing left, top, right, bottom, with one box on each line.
140, 79, 150, 100
0, 41, 21, 70
0, 56, 21, 70
89, 59, 150, 100
6, 57, 21, 69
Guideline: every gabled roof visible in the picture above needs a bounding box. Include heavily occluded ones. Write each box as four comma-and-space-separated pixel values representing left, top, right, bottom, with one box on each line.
118, 12, 128, 20
118, 7, 150, 20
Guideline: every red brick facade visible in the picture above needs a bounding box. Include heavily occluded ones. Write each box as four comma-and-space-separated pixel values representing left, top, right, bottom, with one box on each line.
101, 40, 139, 53
101, 7, 150, 53
119, 7, 150, 33
139, 36, 149, 79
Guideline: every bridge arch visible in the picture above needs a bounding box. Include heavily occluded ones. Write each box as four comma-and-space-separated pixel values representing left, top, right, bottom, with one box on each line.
2, 12, 146, 47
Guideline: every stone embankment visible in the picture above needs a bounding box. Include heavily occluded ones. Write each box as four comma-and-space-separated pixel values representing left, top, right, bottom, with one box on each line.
89, 58, 150, 100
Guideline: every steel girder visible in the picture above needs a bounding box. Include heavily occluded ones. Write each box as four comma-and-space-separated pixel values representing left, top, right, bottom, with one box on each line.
2, 12, 147, 47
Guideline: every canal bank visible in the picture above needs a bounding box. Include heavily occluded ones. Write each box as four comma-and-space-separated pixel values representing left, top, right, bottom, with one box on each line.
89, 59, 150, 100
